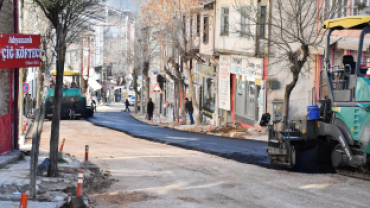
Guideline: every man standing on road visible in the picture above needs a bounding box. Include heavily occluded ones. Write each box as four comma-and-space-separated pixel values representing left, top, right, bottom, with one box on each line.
25, 94, 33, 118
185, 98, 194, 124
147, 98, 154, 120
125, 98, 130, 112
70, 98, 77, 120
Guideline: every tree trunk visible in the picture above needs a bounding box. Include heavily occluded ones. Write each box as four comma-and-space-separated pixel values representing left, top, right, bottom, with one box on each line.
133, 71, 139, 114
174, 81, 179, 123
179, 81, 186, 124
214, 65, 219, 127
144, 62, 150, 118
49, 25, 66, 177
282, 73, 299, 122
183, 61, 200, 125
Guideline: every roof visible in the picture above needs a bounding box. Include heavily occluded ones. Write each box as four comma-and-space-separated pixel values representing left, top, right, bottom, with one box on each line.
324, 16, 370, 30
50, 70, 80, 76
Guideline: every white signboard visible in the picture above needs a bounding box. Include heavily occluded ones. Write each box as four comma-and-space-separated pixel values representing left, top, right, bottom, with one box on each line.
219, 55, 231, 110
230, 55, 263, 81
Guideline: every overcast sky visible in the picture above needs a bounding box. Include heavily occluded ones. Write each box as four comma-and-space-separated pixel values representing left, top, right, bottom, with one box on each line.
105, 0, 139, 11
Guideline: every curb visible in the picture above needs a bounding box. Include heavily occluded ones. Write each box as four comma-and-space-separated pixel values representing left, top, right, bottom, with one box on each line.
128, 113, 268, 143
0, 151, 21, 169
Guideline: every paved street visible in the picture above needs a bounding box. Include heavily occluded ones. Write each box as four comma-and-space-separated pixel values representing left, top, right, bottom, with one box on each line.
38, 115, 370, 208
89, 103, 269, 166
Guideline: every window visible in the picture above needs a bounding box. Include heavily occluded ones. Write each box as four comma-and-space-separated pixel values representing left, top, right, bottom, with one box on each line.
260, 6, 266, 38
241, 6, 250, 37
221, 7, 229, 36
203, 16, 209, 43
73, 51, 77, 63
197, 14, 200, 35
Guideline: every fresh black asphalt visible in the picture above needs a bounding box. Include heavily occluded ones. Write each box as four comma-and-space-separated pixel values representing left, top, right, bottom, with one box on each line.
88, 108, 270, 166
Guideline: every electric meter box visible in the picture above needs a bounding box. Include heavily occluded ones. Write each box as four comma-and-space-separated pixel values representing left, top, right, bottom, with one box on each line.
271, 101, 284, 122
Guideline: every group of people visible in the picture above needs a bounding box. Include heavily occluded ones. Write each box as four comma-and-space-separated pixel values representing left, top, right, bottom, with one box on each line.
123, 97, 194, 124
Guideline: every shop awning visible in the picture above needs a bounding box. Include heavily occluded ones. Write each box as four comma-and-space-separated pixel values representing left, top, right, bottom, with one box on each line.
88, 79, 102, 91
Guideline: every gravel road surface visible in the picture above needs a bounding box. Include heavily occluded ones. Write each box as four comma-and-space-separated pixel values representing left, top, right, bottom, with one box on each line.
38, 118, 370, 208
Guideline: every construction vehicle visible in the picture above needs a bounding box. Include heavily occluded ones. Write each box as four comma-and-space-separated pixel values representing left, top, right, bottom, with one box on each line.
45, 70, 94, 119
267, 16, 370, 179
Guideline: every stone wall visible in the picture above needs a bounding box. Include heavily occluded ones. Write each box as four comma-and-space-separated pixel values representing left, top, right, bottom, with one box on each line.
0, 0, 14, 33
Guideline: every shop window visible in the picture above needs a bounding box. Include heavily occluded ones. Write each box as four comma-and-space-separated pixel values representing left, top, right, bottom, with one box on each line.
246, 81, 256, 119
0, 70, 10, 116
203, 78, 215, 117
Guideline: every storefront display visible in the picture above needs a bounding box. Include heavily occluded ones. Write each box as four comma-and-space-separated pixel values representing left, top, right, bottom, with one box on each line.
231, 55, 263, 124
203, 77, 215, 118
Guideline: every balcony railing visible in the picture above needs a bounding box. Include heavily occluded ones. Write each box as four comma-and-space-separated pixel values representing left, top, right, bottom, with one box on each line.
321, 6, 359, 20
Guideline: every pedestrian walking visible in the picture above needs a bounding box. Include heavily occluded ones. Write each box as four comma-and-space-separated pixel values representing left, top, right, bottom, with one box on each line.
185, 98, 194, 124
70, 98, 77, 120
24, 94, 33, 118
125, 98, 130, 112
147, 98, 154, 120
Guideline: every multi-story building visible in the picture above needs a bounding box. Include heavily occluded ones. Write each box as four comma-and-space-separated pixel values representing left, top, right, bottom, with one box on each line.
213, 0, 269, 127
267, 0, 370, 122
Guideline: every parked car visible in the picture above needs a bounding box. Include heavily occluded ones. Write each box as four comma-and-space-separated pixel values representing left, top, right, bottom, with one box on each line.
129, 96, 136, 106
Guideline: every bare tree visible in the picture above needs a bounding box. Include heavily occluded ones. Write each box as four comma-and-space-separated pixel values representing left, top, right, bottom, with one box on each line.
232, 0, 333, 122
32, 0, 103, 177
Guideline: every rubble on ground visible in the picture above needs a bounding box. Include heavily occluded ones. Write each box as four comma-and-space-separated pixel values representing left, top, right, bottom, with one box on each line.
131, 113, 268, 142
0, 152, 115, 208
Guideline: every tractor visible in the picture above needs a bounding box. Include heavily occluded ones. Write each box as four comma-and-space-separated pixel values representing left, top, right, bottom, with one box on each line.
267, 16, 370, 179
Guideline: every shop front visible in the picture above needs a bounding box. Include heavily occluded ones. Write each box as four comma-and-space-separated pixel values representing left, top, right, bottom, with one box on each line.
0, 33, 41, 154
230, 55, 264, 126
198, 63, 215, 120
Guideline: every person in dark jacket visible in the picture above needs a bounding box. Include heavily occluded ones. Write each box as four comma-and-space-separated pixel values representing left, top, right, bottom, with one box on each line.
147, 98, 154, 120
185, 98, 194, 124
125, 98, 130, 112
259, 112, 271, 127
70, 98, 77, 120
24, 94, 33, 118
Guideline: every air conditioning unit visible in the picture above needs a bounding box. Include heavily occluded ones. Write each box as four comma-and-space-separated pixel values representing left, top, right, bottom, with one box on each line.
268, 81, 280, 90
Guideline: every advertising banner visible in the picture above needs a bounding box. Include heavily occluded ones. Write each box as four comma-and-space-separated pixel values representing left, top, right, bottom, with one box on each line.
0, 33, 41, 69
218, 55, 231, 110
230, 55, 263, 83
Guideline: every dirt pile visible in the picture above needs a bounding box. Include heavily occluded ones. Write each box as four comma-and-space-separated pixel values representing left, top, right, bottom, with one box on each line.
89, 191, 157, 207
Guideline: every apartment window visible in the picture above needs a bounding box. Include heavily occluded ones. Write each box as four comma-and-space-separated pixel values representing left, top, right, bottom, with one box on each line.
197, 14, 200, 35
203, 16, 209, 43
72, 51, 77, 63
260, 6, 266, 38
241, 6, 250, 37
221, 7, 229, 36
190, 18, 193, 37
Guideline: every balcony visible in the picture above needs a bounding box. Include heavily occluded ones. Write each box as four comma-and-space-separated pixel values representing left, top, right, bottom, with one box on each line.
321, 6, 360, 21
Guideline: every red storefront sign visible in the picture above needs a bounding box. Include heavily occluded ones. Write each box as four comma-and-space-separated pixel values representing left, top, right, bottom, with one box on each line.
0, 33, 41, 69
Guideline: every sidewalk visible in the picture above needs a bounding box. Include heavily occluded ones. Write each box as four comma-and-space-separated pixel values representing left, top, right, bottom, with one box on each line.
131, 113, 268, 142
0, 150, 98, 208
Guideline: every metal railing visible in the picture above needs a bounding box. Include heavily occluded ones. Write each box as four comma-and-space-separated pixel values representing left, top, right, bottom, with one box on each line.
321, 6, 359, 21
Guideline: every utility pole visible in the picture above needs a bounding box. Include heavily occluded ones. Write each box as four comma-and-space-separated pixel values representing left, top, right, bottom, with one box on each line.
140, 39, 144, 115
